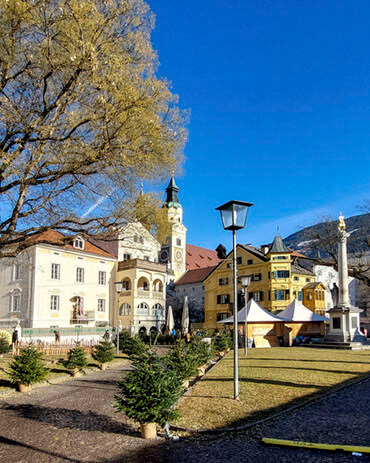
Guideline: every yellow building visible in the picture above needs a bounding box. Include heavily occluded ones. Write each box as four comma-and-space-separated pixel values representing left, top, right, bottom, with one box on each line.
115, 258, 167, 336
302, 282, 327, 316
204, 235, 323, 331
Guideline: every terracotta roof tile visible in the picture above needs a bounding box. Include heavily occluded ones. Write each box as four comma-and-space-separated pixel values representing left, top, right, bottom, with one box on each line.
30, 230, 115, 259
186, 244, 220, 270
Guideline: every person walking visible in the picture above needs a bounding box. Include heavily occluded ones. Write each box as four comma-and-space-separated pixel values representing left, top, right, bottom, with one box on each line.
54, 330, 61, 344
12, 329, 18, 345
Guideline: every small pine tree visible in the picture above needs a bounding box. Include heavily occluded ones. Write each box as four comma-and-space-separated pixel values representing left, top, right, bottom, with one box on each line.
118, 331, 147, 358
63, 345, 88, 372
213, 330, 232, 353
0, 333, 10, 354
164, 340, 198, 381
92, 340, 115, 365
8, 345, 48, 386
115, 351, 182, 426
188, 336, 213, 367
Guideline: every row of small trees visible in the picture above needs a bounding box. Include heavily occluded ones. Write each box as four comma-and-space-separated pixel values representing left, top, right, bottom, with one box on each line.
114, 330, 232, 438
7, 340, 115, 390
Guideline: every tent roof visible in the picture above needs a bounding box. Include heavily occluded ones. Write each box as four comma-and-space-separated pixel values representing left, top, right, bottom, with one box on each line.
218, 298, 285, 324
278, 299, 329, 322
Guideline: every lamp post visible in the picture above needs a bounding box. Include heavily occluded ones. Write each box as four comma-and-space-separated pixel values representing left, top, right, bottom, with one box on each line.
114, 281, 123, 355
216, 200, 253, 400
241, 275, 252, 356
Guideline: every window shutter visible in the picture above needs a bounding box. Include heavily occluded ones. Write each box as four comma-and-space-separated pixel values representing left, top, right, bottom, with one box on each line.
248, 292, 253, 301
259, 291, 264, 301
217, 295, 221, 304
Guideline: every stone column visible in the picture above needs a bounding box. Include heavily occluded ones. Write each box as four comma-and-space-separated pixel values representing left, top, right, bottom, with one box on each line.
338, 229, 350, 307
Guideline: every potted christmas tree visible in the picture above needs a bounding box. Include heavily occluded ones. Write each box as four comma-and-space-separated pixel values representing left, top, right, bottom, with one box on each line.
92, 340, 114, 369
62, 344, 88, 376
164, 340, 198, 388
8, 345, 48, 392
115, 352, 182, 439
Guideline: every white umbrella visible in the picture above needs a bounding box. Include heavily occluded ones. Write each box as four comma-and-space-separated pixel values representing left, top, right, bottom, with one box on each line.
166, 305, 175, 333
181, 296, 189, 335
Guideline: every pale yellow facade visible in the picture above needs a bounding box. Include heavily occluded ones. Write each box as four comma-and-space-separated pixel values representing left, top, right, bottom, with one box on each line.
115, 259, 167, 335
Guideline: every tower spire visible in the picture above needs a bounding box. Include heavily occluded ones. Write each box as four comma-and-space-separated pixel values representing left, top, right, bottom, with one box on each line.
165, 174, 180, 208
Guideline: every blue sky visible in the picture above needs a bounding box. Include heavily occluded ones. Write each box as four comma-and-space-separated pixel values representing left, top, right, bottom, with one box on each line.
148, 0, 370, 251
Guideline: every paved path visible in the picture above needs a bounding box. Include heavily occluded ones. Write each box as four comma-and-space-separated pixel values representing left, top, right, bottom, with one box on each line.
1, 363, 370, 462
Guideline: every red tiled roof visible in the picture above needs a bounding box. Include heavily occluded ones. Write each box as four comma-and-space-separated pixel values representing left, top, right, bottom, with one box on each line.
291, 250, 309, 258
176, 266, 218, 286
186, 244, 221, 270
30, 230, 116, 259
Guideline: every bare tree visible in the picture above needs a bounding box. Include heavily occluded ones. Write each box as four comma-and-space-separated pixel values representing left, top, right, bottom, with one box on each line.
0, 0, 187, 257
303, 215, 370, 287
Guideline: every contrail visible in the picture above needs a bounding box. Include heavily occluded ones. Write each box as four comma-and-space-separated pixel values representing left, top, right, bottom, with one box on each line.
81, 194, 110, 218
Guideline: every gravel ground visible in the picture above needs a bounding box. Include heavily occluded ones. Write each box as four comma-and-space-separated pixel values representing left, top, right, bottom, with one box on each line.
0, 362, 370, 462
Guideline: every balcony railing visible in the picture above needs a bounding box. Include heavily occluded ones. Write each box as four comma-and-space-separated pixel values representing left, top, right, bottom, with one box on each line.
137, 289, 150, 298
152, 291, 164, 299
70, 310, 95, 324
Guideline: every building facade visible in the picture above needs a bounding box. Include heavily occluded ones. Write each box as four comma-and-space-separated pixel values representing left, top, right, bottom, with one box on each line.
0, 231, 115, 339
114, 258, 167, 336
203, 236, 322, 331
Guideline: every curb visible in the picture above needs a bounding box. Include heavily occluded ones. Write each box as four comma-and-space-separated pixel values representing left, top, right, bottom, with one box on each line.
170, 366, 370, 435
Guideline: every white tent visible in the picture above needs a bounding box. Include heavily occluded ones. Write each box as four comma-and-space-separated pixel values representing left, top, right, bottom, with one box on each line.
181, 296, 189, 334
218, 298, 285, 324
278, 299, 329, 322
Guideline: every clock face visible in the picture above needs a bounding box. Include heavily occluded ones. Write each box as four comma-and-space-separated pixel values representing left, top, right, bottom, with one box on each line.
175, 250, 183, 261
160, 249, 169, 263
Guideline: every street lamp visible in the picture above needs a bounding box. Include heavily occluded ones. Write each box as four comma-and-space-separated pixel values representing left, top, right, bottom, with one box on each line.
114, 281, 123, 355
241, 274, 252, 356
216, 200, 253, 400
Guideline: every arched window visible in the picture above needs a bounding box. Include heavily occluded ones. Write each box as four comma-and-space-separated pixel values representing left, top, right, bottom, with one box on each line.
120, 303, 131, 316
150, 326, 158, 334
137, 302, 149, 315
139, 326, 147, 336
11, 290, 21, 312
152, 303, 164, 317
122, 278, 131, 291
153, 279, 163, 293
137, 277, 149, 291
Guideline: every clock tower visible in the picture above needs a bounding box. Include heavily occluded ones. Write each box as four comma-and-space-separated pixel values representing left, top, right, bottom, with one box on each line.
159, 175, 187, 281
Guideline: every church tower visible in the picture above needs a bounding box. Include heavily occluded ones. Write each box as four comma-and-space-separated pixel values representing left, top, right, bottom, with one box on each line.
159, 176, 187, 281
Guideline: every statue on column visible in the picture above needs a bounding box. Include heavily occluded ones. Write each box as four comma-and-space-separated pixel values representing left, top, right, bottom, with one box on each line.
330, 282, 339, 306
338, 212, 346, 233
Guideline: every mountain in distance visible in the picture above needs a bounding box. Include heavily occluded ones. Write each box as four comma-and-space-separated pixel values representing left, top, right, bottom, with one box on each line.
284, 213, 370, 258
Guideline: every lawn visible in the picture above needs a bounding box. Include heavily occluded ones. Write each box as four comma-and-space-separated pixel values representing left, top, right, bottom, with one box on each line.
0, 352, 129, 393
175, 347, 370, 430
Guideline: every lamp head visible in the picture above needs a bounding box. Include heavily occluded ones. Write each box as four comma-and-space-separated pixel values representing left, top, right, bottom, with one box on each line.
114, 281, 123, 294
216, 200, 253, 231
241, 274, 252, 288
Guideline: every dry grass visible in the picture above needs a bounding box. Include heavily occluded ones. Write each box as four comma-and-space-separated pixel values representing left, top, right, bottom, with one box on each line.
176, 347, 370, 430
0, 353, 129, 393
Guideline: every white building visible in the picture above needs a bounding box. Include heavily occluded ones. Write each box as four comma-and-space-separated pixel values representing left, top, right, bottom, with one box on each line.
313, 264, 355, 311
0, 230, 116, 340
